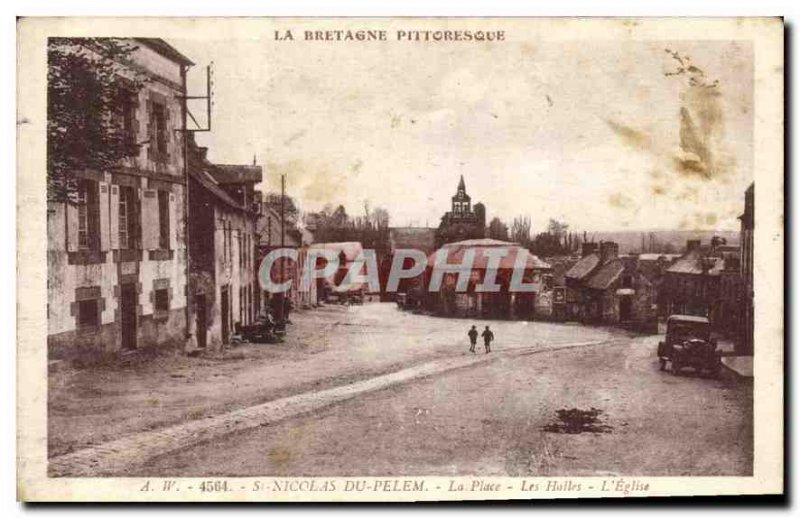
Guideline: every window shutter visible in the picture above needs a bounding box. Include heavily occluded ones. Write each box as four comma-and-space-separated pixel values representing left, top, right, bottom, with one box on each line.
141, 189, 160, 250
98, 182, 110, 251
109, 185, 120, 249
132, 92, 141, 143
146, 99, 154, 161
164, 106, 171, 163
134, 188, 143, 249
168, 192, 177, 250
66, 202, 79, 252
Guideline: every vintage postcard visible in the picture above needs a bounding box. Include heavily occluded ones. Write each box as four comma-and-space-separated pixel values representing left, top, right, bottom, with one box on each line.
17, 17, 783, 502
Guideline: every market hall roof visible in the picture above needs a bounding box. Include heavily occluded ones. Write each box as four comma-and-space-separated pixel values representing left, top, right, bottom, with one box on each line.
428, 239, 551, 270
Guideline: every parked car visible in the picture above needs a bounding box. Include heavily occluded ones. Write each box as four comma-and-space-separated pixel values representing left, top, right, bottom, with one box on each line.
657, 315, 721, 377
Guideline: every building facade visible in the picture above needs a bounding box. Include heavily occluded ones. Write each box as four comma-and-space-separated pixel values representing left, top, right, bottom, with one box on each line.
187, 140, 262, 351
435, 176, 486, 248
565, 242, 657, 332
661, 239, 742, 335
47, 39, 193, 362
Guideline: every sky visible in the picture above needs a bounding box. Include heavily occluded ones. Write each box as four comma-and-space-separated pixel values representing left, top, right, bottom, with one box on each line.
173, 28, 753, 233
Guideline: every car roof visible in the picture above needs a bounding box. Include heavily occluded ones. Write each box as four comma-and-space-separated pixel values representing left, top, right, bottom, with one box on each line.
667, 314, 710, 324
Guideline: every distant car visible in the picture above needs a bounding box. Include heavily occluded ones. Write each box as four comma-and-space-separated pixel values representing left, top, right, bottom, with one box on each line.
657, 315, 721, 377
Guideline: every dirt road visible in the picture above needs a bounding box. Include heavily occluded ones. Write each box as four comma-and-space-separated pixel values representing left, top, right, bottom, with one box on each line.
131, 335, 752, 477
49, 303, 619, 457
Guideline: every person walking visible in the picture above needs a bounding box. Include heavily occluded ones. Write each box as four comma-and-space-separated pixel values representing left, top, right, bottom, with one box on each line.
467, 325, 479, 353
481, 325, 494, 354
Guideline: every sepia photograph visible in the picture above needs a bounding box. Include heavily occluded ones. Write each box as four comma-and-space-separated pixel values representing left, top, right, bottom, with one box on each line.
16, 16, 784, 502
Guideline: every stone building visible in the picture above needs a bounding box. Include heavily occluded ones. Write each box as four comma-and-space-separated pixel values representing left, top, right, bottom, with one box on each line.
186, 139, 262, 351
661, 239, 742, 334
256, 203, 317, 312
47, 39, 193, 361
565, 242, 657, 332
435, 176, 486, 248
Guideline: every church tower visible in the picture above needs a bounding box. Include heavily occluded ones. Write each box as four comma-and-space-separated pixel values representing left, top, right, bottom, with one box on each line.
436, 175, 486, 247
451, 175, 472, 216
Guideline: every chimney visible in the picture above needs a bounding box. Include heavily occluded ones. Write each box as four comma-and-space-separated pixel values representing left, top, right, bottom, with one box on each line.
686, 239, 701, 252
600, 241, 619, 263
198, 147, 209, 162
581, 242, 598, 258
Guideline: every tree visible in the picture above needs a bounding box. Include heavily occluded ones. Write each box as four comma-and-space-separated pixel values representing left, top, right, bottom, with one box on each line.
487, 217, 509, 241
263, 192, 299, 223
48, 38, 147, 202
510, 216, 532, 247
529, 219, 575, 257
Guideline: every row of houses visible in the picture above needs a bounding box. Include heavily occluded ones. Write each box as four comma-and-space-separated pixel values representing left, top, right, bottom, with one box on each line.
46, 38, 316, 363
389, 180, 754, 354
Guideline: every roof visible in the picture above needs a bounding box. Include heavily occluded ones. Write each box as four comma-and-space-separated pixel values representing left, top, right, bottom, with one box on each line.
667, 315, 710, 324
188, 141, 259, 213
189, 167, 244, 212
666, 249, 725, 276
637, 253, 681, 262
428, 239, 551, 270
565, 253, 601, 280
211, 164, 263, 184
309, 242, 364, 262
585, 259, 625, 290
135, 38, 194, 66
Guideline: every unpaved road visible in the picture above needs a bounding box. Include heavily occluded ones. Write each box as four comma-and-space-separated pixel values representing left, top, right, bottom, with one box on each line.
48, 303, 620, 457
131, 335, 752, 477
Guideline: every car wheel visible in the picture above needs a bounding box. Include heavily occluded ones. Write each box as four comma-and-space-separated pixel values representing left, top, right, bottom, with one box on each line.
670, 360, 681, 376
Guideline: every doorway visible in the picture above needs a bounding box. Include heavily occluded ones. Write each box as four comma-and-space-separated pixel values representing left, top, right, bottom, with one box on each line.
221, 286, 230, 344
195, 294, 207, 349
120, 283, 138, 350
619, 296, 633, 322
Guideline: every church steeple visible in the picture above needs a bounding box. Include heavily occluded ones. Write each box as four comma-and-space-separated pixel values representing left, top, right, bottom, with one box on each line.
452, 175, 471, 215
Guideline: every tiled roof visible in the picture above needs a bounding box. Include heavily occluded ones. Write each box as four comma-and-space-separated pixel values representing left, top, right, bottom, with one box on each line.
585, 259, 625, 290
188, 141, 258, 213
429, 239, 551, 270
210, 164, 263, 184
666, 249, 725, 276
565, 253, 601, 280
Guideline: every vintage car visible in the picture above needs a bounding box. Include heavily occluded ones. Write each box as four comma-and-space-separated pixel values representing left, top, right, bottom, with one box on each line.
657, 315, 721, 377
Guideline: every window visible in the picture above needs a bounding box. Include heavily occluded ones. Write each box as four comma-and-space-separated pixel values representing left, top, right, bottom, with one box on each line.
158, 190, 170, 250
238, 232, 243, 268
152, 102, 168, 161
154, 288, 169, 312
118, 186, 138, 249
77, 180, 99, 250
77, 299, 100, 328
119, 88, 138, 154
